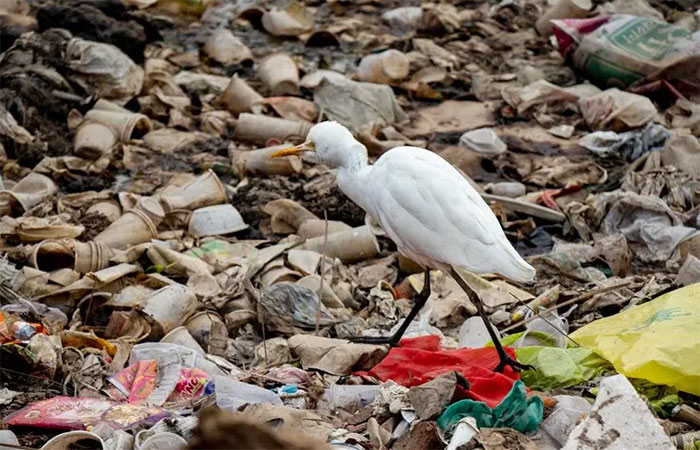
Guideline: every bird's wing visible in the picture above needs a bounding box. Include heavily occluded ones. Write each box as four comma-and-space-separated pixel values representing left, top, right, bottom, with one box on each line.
367, 147, 534, 281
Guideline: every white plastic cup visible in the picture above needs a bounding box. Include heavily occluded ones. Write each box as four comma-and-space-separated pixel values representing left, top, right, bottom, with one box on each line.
187, 204, 247, 237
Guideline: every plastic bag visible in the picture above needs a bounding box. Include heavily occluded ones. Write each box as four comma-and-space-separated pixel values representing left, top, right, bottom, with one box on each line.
356, 335, 521, 408
570, 283, 700, 395
515, 346, 613, 391
552, 15, 699, 95
437, 380, 543, 433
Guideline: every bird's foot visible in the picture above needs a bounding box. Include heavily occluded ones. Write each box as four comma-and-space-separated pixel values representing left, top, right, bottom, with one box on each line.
348, 335, 399, 346
495, 355, 535, 373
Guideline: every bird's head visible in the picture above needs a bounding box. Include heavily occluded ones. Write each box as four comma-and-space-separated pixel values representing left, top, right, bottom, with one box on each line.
271, 121, 367, 170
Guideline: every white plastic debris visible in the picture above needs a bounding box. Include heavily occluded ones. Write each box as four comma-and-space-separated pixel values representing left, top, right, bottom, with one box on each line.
215, 375, 283, 410
188, 204, 248, 237
458, 316, 498, 348
562, 375, 674, 450
459, 128, 507, 155
542, 395, 592, 446
446, 417, 479, 450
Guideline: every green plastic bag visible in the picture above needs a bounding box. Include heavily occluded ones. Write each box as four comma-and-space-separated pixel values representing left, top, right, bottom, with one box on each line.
437, 380, 543, 433
630, 379, 680, 419
515, 346, 613, 391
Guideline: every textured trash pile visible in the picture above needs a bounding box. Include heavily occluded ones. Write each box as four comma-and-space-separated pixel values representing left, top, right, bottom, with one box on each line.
0, 0, 698, 448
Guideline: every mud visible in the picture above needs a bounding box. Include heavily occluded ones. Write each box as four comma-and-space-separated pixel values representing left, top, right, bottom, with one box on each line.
231, 172, 366, 239
36, 0, 147, 62
78, 211, 112, 241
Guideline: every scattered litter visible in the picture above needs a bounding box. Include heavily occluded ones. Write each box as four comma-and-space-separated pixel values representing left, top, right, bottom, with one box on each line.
0, 0, 698, 447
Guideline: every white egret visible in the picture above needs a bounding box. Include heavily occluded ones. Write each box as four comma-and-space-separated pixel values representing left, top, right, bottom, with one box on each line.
272, 121, 536, 372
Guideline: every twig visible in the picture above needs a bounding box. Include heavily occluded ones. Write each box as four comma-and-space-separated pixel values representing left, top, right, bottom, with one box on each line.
315, 210, 329, 335
502, 280, 632, 333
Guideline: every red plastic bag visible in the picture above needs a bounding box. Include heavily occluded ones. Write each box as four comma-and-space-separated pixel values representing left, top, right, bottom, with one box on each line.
356, 335, 522, 408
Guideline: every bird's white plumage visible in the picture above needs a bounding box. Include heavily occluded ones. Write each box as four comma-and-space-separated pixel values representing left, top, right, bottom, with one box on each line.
306, 122, 536, 282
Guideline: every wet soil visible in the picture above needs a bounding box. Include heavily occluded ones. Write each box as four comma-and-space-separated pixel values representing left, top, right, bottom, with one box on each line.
79, 212, 112, 241
231, 172, 366, 239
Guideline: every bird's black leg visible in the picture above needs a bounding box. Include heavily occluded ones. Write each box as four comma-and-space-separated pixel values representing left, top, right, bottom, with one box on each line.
449, 268, 534, 373
350, 269, 431, 346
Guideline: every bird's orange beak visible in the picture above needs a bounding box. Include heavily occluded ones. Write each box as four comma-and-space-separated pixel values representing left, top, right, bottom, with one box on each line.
270, 141, 315, 158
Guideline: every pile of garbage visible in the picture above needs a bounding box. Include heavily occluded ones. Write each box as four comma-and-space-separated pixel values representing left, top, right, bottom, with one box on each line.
0, 0, 699, 448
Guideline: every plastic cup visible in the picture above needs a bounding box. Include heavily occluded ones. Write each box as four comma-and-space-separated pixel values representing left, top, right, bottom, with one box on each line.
258, 53, 299, 95
233, 113, 312, 144
94, 209, 158, 250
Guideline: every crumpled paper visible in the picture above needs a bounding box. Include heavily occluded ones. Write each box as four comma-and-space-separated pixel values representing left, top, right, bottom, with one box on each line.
287, 334, 388, 375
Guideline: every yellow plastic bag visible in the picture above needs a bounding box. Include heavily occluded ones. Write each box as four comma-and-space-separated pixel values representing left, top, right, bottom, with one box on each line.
570, 283, 700, 395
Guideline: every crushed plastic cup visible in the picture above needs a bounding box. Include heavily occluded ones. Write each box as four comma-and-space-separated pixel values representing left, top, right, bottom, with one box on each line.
136, 432, 187, 450
159, 170, 227, 213
0, 172, 58, 216
94, 208, 159, 250
301, 225, 380, 263
514, 312, 569, 349
73, 120, 118, 159
185, 311, 226, 350
41, 431, 105, 450
203, 29, 252, 65
134, 196, 166, 227
233, 144, 304, 177
141, 284, 198, 337
86, 200, 122, 222
234, 113, 313, 144
160, 326, 205, 354
263, 199, 317, 234
357, 49, 410, 84
258, 53, 299, 96
187, 204, 247, 237
217, 74, 263, 115
297, 219, 353, 238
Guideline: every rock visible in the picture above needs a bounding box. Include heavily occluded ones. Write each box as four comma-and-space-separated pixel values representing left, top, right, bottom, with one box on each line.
562, 375, 674, 450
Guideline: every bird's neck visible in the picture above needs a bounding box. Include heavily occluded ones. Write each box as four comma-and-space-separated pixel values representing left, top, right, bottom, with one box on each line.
339, 141, 369, 173
336, 162, 374, 216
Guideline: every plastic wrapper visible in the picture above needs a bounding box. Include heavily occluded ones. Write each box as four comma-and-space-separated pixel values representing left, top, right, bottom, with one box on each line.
4, 396, 169, 430
570, 283, 700, 395
257, 282, 337, 334
107, 360, 213, 406
0, 310, 47, 344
